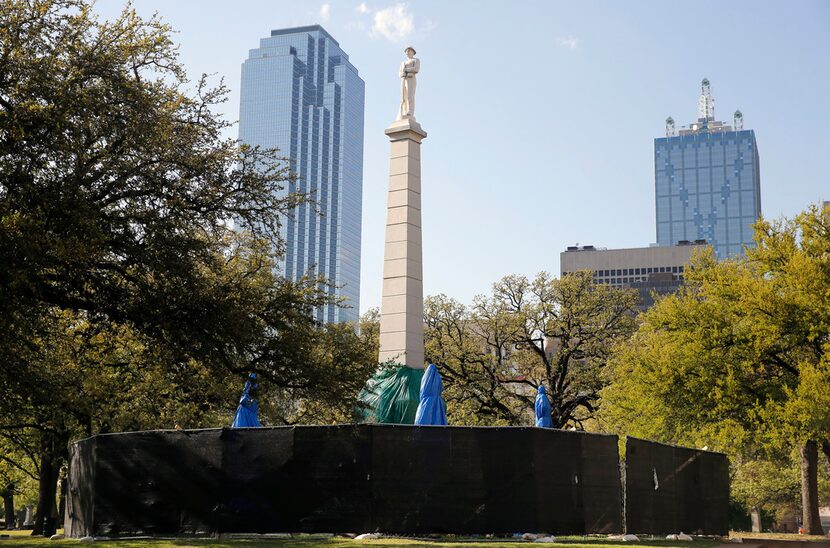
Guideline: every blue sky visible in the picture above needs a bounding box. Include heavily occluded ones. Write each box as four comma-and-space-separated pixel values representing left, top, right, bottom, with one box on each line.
94, 1, 830, 313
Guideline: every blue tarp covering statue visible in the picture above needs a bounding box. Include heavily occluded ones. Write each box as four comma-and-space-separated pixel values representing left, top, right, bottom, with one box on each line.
414, 364, 447, 426
535, 385, 552, 428
232, 373, 261, 428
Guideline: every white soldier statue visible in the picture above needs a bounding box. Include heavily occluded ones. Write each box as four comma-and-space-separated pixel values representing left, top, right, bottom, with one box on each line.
398, 46, 420, 119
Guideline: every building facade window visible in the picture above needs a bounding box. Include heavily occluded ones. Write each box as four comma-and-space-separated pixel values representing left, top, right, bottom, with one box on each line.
654, 129, 761, 259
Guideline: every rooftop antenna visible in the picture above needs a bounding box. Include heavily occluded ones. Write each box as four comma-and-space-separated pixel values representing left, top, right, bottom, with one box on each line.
666, 116, 677, 137
733, 109, 743, 130
698, 78, 714, 121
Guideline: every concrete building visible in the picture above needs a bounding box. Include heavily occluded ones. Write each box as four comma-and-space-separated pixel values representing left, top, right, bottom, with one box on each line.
656, 79, 761, 258
238, 25, 365, 323
560, 242, 709, 310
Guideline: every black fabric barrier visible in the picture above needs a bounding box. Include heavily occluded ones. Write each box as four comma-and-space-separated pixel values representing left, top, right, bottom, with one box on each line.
65, 425, 623, 536
624, 437, 729, 535
96, 429, 223, 535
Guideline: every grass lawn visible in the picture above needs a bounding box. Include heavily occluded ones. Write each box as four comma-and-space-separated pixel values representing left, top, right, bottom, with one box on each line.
4, 530, 828, 547
0, 530, 726, 548
730, 532, 830, 542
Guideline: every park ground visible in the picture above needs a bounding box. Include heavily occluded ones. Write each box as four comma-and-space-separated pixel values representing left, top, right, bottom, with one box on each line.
2, 530, 830, 548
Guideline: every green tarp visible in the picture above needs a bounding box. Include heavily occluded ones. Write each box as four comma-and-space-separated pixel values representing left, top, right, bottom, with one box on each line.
356, 365, 424, 424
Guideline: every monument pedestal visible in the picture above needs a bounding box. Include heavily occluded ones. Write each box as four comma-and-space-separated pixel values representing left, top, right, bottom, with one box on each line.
378, 117, 427, 369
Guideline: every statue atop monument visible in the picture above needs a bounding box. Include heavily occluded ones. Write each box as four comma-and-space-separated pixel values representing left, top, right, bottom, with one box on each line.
398, 46, 419, 120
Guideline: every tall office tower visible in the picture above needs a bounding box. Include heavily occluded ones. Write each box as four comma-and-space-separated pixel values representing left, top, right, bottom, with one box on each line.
239, 26, 365, 323
655, 79, 761, 258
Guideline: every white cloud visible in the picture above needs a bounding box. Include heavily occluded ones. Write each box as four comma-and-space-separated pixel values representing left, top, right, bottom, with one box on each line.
557, 36, 579, 50
371, 3, 414, 42
320, 3, 331, 22
344, 20, 368, 31
356, 2, 369, 14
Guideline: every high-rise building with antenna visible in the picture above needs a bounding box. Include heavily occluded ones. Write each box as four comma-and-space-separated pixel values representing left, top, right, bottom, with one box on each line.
655, 79, 761, 258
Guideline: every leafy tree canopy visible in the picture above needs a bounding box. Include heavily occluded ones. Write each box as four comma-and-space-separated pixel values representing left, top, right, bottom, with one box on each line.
601, 204, 830, 533
425, 271, 638, 428
0, 0, 314, 381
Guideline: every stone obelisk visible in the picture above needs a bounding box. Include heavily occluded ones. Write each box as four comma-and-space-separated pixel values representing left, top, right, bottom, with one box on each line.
378, 46, 426, 369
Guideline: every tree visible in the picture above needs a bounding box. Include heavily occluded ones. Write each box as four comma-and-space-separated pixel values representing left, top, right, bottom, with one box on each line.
601, 204, 830, 534
258, 318, 378, 425
0, 0, 308, 375
0, 436, 39, 530
358, 307, 381, 359
0, 0, 371, 532
424, 272, 638, 427
730, 457, 829, 532
425, 294, 527, 425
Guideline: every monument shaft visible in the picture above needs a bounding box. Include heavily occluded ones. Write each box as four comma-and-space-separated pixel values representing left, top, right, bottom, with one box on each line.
379, 118, 426, 368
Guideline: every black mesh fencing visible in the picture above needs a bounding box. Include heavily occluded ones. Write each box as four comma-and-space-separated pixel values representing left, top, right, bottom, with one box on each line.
62, 425, 727, 537
624, 437, 729, 535
582, 431, 627, 533
93, 429, 223, 535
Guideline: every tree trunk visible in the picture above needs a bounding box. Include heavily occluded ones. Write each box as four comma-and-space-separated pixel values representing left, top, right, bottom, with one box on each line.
2, 485, 14, 530
32, 436, 61, 537
800, 440, 824, 535
751, 506, 762, 533
58, 477, 67, 527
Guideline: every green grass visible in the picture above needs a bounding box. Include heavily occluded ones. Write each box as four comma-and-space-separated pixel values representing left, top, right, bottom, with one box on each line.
0, 530, 725, 548
731, 531, 830, 542
5, 528, 828, 547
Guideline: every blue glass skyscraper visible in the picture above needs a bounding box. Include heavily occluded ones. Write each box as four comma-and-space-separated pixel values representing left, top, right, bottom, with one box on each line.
239, 25, 364, 323
655, 79, 761, 258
